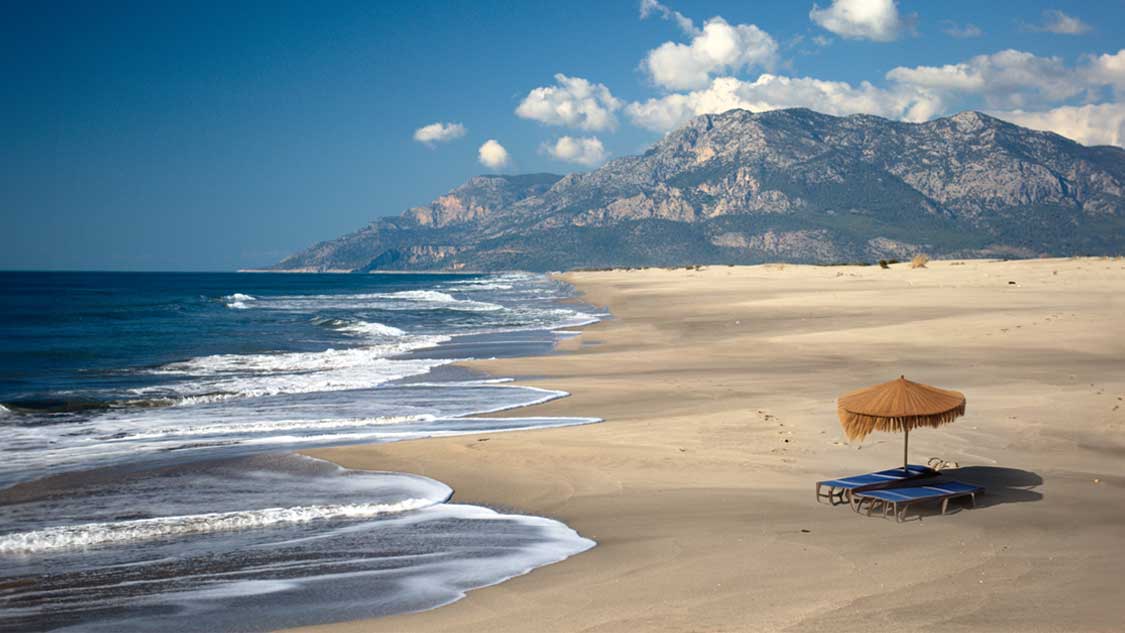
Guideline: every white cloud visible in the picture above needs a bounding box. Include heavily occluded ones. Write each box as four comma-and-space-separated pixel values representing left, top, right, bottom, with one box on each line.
621, 43, 1125, 148
478, 139, 510, 169
941, 21, 982, 39
886, 50, 1088, 110
1023, 10, 1091, 35
809, 0, 911, 42
1083, 49, 1125, 95
515, 74, 622, 131
541, 136, 609, 166
625, 74, 939, 132
412, 122, 467, 144
992, 103, 1125, 147
641, 15, 779, 90
639, 0, 695, 35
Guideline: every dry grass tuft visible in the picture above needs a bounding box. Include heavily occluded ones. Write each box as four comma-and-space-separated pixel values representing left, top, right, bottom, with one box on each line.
911, 254, 930, 269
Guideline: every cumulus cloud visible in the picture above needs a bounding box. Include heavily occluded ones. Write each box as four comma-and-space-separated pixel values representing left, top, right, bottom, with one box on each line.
478, 139, 510, 169
640, 14, 778, 90
625, 74, 939, 132
992, 103, 1125, 147
412, 122, 467, 145
809, 0, 912, 42
885, 49, 1125, 113
1083, 49, 1125, 95
619, 41, 1125, 147
941, 21, 982, 39
515, 74, 622, 132
1022, 9, 1091, 35
541, 136, 609, 166
887, 50, 1093, 110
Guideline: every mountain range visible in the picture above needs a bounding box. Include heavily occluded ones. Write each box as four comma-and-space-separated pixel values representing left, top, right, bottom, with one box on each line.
271, 108, 1125, 271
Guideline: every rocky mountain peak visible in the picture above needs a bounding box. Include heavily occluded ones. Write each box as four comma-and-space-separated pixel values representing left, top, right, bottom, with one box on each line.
274, 108, 1124, 272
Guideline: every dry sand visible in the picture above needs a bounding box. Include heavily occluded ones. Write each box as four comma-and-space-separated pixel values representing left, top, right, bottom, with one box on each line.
293, 258, 1125, 633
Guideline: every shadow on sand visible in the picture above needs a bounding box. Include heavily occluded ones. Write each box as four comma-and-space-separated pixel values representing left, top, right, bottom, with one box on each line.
878, 466, 1043, 522
944, 466, 1044, 508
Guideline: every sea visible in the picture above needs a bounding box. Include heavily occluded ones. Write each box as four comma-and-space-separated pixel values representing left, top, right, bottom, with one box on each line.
0, 271, 605, 632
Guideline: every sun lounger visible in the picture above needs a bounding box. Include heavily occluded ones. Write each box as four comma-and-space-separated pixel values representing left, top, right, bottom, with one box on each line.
815, 465, 935, 507
854, 481, 983, 522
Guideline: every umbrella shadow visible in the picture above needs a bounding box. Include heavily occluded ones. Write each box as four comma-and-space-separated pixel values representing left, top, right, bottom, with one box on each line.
940, 466, 1044, 509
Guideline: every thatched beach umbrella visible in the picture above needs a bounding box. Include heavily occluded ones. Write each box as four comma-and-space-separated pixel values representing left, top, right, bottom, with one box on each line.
837, 376, 966, 473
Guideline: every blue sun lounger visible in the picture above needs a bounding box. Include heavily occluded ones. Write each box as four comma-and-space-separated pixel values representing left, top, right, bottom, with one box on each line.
815, 465, 935, 507
854, 481, 983, 522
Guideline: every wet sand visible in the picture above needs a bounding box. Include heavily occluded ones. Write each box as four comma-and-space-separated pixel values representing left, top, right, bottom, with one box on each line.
295, 258, 1125, 633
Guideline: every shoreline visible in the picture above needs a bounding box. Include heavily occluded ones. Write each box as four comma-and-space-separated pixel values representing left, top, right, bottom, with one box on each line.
294, 258, 1125, 633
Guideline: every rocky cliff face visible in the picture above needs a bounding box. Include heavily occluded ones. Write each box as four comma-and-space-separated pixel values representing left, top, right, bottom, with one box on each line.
274, 108, 1125, 271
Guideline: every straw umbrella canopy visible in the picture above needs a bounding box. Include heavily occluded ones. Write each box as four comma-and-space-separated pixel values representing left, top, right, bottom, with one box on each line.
837, 376, 966, 472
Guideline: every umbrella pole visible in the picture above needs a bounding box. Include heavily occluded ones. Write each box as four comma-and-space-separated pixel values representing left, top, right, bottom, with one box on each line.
903, 427, 910, 473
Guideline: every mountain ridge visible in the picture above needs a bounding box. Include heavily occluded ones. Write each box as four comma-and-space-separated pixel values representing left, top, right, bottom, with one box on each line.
273, 108, 1125, 271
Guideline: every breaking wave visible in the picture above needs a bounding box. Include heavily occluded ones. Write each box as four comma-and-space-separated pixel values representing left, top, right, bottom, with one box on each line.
337, 320, 406, 337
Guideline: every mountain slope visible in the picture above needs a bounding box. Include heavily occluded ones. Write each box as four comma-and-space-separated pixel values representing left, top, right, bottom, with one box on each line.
273, 109, 1125, 271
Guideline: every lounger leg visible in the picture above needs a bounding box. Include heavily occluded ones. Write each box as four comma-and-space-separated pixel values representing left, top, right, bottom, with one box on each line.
970, 493, 976, 508
941, 498, 950, 515
897, 502, 907, 522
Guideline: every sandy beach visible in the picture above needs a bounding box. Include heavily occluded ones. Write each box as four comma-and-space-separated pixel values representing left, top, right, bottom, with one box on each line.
295, 258, 1125, 633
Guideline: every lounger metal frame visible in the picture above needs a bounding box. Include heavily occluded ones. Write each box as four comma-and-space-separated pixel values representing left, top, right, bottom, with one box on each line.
854, 484, 982, 522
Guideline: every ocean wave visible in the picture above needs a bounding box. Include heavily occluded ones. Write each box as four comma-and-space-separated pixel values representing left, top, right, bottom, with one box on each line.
152, 336, 449, 377
224, 293, 257, 309
310, 317, 406, 338
132, 342, 454, 404
338, 320, 406, 337
0, 498, 442, 554
380, 289, 504, 312
447, 281, 514, 291
230, 290, 505, 314
385, 289, 458, 302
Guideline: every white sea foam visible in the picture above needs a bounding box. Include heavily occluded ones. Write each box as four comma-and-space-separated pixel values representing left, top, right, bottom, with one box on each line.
0, 498, 442, 554
161, 355, 450, 403
114, 415, 435, 440
380, 289, 504, 312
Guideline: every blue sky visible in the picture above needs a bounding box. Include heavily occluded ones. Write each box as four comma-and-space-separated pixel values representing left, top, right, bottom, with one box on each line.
3, 1, 1123, 270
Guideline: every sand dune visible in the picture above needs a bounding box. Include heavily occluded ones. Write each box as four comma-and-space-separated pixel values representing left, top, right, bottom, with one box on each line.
297, 258, 1125, 633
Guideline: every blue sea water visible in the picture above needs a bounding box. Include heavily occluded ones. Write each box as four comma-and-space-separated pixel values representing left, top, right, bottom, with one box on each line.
0, 271, 603, 632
